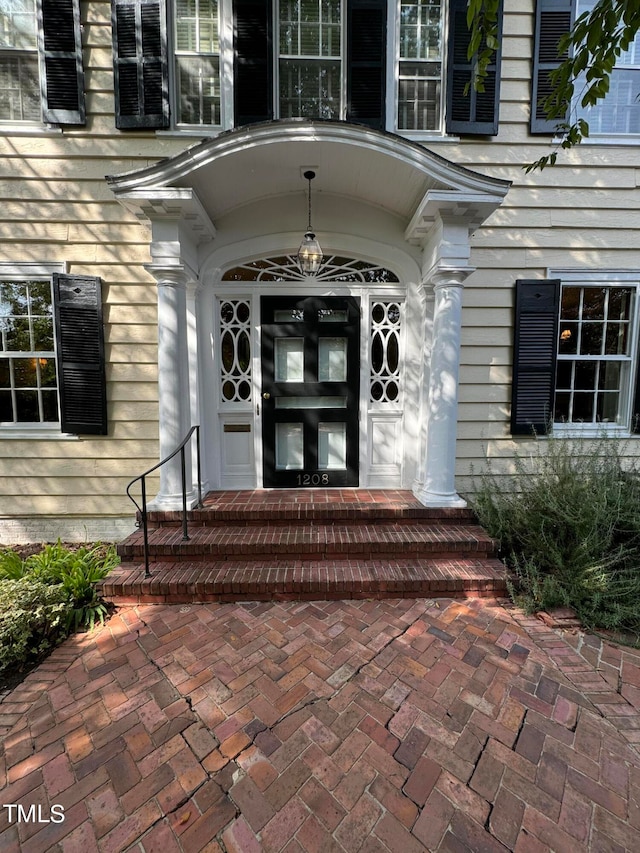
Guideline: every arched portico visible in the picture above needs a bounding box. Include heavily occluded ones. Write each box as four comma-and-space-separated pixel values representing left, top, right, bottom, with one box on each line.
108, 120, 510, 508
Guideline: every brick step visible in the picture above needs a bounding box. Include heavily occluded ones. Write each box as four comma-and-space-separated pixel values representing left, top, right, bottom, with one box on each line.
117, 522, 497, 563
99, 557, 509, 605
142, 489, 477, 529
144, 503, 477, 528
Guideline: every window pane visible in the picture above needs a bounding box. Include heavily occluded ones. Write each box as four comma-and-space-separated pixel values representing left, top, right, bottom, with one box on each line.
605, 322, 629, 355
177, 56, 220, 124
41, 389, 58, 421
318, 337, 347, 381
599, 361, 621, 391
0, 0, 37, 49
582, 288, 605, 319
580, 322, 603, 355
275, 423, 304, 469
275, 338, 304, 382
318, 422, 346, 469
33, 317, 54, 351
556, 360, 573, 389
0, 55, 40, 121
14, 357, 36, 387
0, 389, 12, 420
558, 322, 578, 354
279, 59, 340, 119
597, 392, 619, 422
573, 392, 594, 422
6, 317, 30, 351
398, 69, 440, 130
560, 287, 581, 320
15, 388, 38, 420
608, 288, 632, 320
574, 361, 596, 391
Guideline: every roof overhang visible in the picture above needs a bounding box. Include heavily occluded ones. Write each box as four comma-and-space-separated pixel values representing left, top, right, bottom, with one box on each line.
107, 120, 511, 250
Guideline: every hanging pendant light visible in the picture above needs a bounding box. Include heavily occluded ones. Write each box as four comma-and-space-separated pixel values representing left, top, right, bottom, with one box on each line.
297, 170, 323, 275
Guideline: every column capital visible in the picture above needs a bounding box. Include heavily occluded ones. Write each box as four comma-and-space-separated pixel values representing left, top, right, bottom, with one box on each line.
422, 264, 475, 290
144, 264, 193, 289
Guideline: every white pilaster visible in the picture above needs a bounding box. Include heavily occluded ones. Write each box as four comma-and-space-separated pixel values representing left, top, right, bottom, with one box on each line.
147, 266, 196, 509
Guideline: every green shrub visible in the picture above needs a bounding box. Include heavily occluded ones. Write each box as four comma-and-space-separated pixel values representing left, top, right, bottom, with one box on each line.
0, 578, 70, 673
0, 541, 118, 675
473, 433, 640, 640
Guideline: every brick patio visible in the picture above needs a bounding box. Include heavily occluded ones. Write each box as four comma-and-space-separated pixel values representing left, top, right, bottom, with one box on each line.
1, 597, 640, 851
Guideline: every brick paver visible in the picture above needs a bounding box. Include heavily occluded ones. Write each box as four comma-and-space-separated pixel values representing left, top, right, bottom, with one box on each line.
1, 598, 640, 851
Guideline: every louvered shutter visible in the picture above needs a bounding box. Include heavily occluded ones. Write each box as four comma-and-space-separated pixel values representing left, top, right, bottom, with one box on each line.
36, 0, 86, 124
445, 0, 503, 135
511, 279, 560, 436
346, 0, 386, 129
111, 0, 169, 129
531, 0, 574, 134
234, 0, 273, 126
53, 275, 108, 436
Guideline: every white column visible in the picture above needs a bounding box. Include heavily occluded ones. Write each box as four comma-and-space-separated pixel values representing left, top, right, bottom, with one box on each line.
148, 267, 195, 509
413, 268, 471, 507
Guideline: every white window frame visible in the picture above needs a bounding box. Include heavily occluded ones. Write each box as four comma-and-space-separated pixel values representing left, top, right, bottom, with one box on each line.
273, 0, 346, 121
552, 270, 640, 436
392, 0, 447, 138
167, 0, 235, 132
0, 262, 68, 438
0, 0, 42, 126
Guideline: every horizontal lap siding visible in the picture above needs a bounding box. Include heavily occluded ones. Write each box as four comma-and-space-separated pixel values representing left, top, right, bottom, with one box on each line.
452, 1, 640, 495
0, 1, 184, 527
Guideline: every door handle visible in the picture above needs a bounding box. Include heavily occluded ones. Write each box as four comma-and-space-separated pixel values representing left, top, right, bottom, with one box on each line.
262, 392, 271, 400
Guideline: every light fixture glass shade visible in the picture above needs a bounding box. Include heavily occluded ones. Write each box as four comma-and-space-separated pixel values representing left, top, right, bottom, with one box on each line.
297, 231, 323, 275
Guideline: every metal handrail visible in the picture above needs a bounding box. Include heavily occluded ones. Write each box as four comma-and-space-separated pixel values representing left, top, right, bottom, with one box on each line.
125, 425, 202, 578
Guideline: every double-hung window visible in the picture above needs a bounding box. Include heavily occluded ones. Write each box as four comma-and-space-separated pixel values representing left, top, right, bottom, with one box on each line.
0, 278, 58, 426
532, 0, 640, 137
397, 0, 443, 132
555, 283, 637, 427
278, 0, 342, 120
511, 275, 640, 437
174, 0, 221, 126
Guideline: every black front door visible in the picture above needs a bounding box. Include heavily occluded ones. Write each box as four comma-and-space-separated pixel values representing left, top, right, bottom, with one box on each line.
261, 295, 360, 488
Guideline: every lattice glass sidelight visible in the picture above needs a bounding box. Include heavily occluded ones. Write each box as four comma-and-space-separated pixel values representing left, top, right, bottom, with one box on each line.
219, 299, 252, 402
370, 301, 402, 403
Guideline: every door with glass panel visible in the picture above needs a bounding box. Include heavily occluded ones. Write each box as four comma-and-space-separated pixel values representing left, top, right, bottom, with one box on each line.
261, 296, 360, 487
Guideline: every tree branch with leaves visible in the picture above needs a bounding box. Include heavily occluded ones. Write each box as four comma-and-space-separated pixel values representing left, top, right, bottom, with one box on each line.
467, 0, 640, 171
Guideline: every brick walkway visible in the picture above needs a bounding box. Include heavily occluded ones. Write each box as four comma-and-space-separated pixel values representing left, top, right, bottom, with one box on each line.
1, 598, 640, 851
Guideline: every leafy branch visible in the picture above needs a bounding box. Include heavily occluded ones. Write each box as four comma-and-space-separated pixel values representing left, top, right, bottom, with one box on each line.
467, 0, 640, 171
528, 0, 640, 171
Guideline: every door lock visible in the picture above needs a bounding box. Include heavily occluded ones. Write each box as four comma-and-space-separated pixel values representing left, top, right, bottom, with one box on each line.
262, 392, 271, 399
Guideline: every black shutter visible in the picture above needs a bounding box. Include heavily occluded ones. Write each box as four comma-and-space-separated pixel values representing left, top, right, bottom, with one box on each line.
530, 0, 574, 134
633, 360, 640, 434
234, 0, 273, 127
36, 0, 86, 124
445, 0, 503, 135
346, 0, 386, 129
511, 279, 560, 436
111, 0, 169, 129
54, 275, 108, 436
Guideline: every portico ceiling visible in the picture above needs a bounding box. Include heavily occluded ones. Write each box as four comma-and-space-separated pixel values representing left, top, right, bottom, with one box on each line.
107, 120, 510, 243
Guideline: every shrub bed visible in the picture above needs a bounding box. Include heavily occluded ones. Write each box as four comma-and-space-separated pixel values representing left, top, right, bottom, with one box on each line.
0, 541, 119, 682
472, 433, 640, 642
